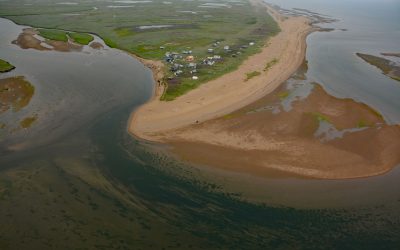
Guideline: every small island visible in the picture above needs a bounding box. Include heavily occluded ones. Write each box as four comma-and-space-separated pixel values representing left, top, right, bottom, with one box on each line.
0, 58, 15, 73
381, 52, 400, 58
357, 53, 400, 82
0, 76, 35, 114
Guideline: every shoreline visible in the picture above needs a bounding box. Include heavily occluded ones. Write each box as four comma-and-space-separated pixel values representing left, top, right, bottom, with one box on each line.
129, 0, 314, 141
126, 1, 400, 180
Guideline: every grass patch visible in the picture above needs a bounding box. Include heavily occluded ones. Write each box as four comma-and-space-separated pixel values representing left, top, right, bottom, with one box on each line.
114, 27, 134, 37
222, 113, 241, 120
264, 58, 278, 71
0, 59, 15, 73
357, 120, 372, 128
20, 115, 37, 128
245, 71, 261, 81
309, 112, 331, 123
103, 37, 118, 48
68, 32, 93, 45
278, 91, 290, 99
38, 29, 68, 42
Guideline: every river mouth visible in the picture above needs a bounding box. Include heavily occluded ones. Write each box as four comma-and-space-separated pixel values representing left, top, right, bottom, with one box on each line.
0, 5, 398, 210
0, 17, 153, 154
0, 3, 400, 248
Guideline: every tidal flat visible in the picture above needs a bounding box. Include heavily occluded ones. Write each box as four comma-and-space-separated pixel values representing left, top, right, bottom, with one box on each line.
0, 0, 400, 249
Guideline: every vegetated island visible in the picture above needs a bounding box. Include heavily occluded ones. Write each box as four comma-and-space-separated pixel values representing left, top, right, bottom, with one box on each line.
0, 76, 35, 114
0, 58, 15, 73
357, 53, 400, 82
13, 28, 94, 52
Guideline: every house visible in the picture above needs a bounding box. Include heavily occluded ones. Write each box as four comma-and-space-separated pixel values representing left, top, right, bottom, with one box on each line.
170, 63, 180, 72
186, 55, 194, 62
192, 76, 199, 80
213, 55, 221, 60
160, 46, 165, 49
224, 45, 230, 50
206, 60, 215, 66
249, 42, 255, 46
174, 70, 183, 76
207, 48, 214, 53
188, 62, 197, 68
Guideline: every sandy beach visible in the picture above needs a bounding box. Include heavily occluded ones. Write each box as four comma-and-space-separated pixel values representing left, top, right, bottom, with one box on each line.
166, 83, 400, 180
128, 0, 400, 179
129, 1, 313, 141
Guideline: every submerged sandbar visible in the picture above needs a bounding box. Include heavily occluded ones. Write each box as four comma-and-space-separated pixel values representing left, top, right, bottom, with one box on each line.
0, 76, 35, 113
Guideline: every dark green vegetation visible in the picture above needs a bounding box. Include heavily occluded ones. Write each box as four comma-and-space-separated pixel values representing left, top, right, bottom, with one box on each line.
0, 0, 279, 99
67, 31, 94, 45
245, 70, 261, 81
0, 59, 15, 73
38, 28, 94, 45
357, 53, 400, 82
1, 104, 400, 249
38, 28, 68, 42
264, 58, 278, 71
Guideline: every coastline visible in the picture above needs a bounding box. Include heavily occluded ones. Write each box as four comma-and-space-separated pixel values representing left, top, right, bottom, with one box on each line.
129, 0, 314, 141
127, 1, 400, 180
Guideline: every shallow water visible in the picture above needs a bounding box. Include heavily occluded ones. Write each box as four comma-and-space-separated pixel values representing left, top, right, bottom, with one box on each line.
0, 2, 399, 247
267, 0, 400, 123
0, 18, 153, 151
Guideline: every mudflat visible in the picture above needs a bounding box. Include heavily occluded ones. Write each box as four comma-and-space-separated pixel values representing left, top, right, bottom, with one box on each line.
166, 84, 400, 179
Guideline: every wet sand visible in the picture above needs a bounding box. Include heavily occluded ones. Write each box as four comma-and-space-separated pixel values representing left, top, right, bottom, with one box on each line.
167, 84, 400, 179
129, 1, 314, 140
127, 1, 400, 179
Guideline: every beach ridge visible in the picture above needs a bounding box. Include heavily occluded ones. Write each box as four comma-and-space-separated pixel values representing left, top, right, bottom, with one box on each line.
128, 0, 314, 141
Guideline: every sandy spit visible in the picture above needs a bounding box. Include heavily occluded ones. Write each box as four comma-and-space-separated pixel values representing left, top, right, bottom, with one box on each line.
128, 0, 314, 141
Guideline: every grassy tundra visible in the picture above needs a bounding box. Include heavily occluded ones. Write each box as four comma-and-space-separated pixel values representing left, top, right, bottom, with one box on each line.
0, 59, 15, 73
0, 0, 279, 99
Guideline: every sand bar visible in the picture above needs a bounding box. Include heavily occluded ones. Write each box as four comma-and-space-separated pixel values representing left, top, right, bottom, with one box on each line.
129, 0, 313, 141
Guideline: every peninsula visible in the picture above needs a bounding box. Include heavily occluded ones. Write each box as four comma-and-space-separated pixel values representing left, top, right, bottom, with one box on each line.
130, 1, 313, 140
129, 2, 400, 180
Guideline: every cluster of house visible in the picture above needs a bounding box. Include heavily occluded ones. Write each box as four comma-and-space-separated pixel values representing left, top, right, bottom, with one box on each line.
163, 41, 255, 80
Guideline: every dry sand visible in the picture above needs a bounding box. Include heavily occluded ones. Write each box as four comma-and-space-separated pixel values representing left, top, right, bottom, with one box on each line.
128, 0, 400, 179
129, 1, 313, 141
